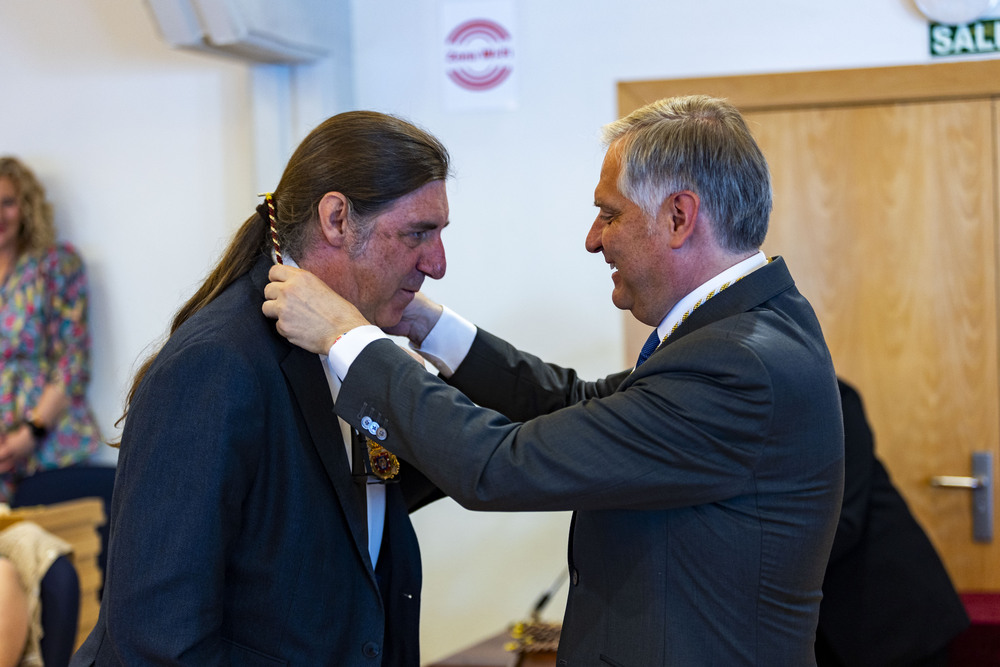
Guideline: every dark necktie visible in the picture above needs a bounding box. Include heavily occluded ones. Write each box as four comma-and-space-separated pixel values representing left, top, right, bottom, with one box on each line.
351, 429, 370, 545
635, 329, 662, 368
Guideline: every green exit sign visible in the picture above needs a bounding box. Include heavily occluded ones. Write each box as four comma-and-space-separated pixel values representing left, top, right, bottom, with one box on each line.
930, 19, 1000, 57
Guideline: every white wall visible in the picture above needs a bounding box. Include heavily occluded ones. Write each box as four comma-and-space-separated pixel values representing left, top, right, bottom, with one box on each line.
2, 0, 994, 664
0, 0, 255, 459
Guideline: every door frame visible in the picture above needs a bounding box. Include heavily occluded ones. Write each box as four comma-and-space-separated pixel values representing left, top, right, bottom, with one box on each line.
618, 59, 1000, 114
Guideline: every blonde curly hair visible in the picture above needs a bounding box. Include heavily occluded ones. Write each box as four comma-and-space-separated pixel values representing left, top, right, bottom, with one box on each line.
0, 156, 55, 254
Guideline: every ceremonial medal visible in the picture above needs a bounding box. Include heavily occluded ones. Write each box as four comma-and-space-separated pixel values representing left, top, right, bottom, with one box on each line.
366, 438, 400, 481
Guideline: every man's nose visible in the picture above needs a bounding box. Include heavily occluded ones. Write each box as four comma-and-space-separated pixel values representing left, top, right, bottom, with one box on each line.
419, 237, 446, 280
585, 218, 603, 254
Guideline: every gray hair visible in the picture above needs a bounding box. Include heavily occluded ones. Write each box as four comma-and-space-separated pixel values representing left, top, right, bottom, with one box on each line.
601, 95, 772, 252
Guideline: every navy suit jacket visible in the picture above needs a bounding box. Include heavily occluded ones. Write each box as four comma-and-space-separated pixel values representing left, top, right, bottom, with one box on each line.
335, 257, 845, 665
72, 257, 432, 666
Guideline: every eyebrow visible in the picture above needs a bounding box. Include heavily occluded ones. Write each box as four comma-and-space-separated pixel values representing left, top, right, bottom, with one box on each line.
399, 220, 450, 235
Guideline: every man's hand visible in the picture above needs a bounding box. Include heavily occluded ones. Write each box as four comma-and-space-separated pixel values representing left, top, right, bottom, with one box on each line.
262, 264, 370, 354
382, 292, 445, 345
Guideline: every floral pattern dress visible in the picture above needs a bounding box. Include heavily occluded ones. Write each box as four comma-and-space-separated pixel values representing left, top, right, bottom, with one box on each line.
0, 243, 101, 502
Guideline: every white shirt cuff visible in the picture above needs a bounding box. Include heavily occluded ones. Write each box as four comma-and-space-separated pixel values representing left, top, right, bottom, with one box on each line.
325, 325, 387, 381
411, 305, 476, 378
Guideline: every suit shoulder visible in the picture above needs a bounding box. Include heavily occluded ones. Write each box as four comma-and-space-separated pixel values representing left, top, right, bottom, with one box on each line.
140, 274, 286, 396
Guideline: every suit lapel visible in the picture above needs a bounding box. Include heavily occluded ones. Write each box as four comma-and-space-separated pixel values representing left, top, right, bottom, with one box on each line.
251, 257, 375, 573
665, 256, 795, 347
281, 348, 375, 568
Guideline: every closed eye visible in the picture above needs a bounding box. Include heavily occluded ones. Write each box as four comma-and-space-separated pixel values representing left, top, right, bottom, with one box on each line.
594, 201, 619, 225
400, 224, 443, 247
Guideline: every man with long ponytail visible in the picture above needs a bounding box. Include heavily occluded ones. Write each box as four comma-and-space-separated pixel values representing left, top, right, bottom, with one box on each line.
72, 111, 451, 667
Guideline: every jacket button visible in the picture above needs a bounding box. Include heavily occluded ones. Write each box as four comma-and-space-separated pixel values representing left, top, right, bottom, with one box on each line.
571, 568, 579, 586
362, 642, 381, 658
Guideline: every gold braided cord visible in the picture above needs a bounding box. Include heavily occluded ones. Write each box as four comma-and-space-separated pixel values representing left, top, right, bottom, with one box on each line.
258, 192, 283, 264
667, 281, 732, 339
634, 258, 773, 375
663, 257, 772, 343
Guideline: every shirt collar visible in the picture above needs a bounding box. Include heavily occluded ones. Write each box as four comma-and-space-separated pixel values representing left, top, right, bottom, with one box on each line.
656, 250, 768, 339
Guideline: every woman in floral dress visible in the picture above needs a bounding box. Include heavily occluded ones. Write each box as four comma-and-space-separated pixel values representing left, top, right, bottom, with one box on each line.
0, 156, 101, 504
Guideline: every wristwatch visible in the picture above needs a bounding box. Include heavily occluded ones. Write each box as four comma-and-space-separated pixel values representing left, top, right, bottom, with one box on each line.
26, 418, 49, 442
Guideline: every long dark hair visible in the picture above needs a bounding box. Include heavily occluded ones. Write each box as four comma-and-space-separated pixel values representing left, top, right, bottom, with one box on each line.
118, 111, 450, 429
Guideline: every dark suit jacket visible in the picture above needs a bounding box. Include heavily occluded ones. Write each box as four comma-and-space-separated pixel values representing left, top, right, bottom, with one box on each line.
335, 257, 845, 665
71, 257, 430, 666
816, 380, 969, 666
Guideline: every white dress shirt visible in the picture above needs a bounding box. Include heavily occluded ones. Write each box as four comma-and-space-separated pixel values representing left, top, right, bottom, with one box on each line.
283, 256, 385, 567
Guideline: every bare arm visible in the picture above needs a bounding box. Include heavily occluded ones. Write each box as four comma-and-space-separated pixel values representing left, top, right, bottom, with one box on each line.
0, 557, 28, 666
0, 384, 70, 473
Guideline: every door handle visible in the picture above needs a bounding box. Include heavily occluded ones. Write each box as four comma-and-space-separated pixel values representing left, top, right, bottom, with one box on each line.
929, 451, 993, 543
930, 476, 981, 489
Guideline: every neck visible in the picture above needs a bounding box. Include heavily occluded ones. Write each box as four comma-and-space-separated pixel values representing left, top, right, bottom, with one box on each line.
675, 246, 757, 297
645, 249, 762, 326
702, 248, 758, 278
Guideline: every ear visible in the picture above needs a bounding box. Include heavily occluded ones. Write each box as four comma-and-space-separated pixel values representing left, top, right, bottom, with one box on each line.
658, 190, 700, 250
316, 192, 351, 249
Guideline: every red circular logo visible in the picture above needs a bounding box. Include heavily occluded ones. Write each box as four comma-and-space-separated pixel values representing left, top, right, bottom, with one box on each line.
444, 19, 513, 91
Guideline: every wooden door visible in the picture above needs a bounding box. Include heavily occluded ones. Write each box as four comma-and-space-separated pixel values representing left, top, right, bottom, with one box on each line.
618, 61, 1000, 590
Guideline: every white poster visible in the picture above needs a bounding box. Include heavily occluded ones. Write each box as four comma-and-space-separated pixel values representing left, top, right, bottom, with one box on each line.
441, 0, 518, 111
